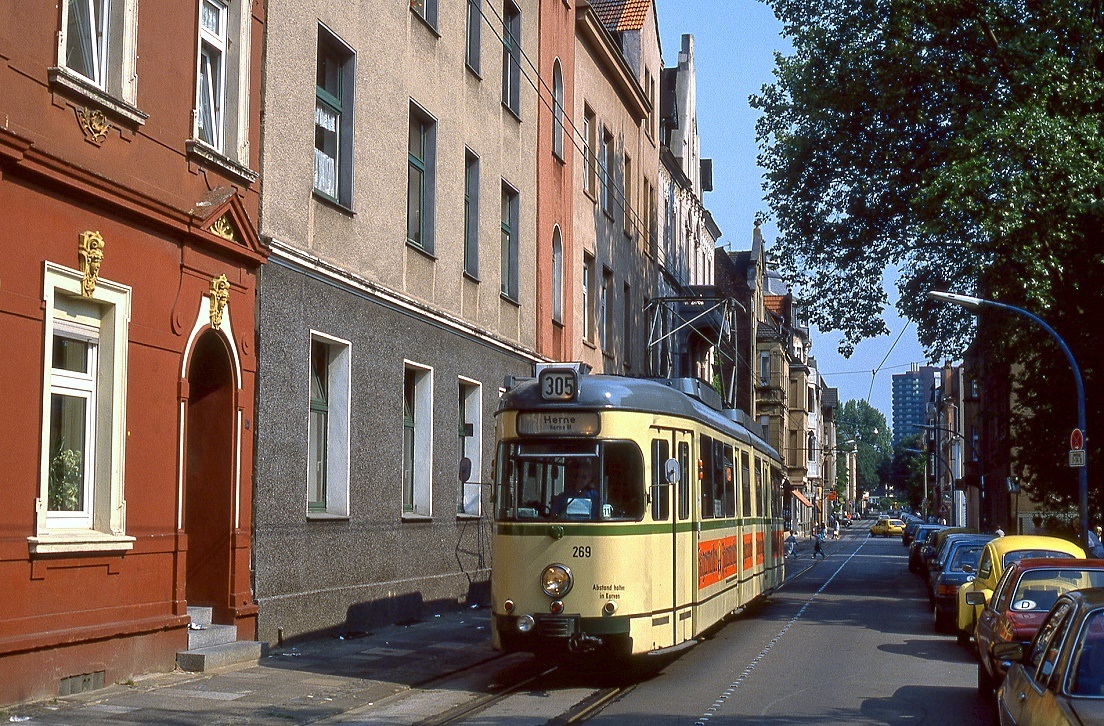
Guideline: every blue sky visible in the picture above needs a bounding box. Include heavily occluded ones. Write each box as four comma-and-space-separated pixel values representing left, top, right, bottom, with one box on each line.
655, 0, 930, 425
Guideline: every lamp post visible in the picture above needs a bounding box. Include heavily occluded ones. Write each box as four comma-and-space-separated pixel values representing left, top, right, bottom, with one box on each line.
928, 290, 1089, 545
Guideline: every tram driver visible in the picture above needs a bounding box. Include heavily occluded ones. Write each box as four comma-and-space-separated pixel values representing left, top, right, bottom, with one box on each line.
550, 462, 600, 520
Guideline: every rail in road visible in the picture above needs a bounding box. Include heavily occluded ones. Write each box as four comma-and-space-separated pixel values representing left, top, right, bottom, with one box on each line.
323, 528, 994, 725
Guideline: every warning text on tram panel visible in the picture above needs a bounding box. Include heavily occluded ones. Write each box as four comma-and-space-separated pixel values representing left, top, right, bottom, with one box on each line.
698, 536, 739, 589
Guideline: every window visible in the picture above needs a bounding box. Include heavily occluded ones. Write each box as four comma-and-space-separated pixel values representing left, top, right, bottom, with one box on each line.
458, 379, 482, 516
501, 1, 521, 115
807, 433, 817, 461
55, 0, 140, 116
644, 68, 655, 139
723, 444, 736, 518
700, 435, 714, 519
623, 154, 633, 233
622, 283, 631, 368
651, 439, 670, 521
402, 363, 433, 517
582, 253, 594, 343
583, 106, 596, 196
601, 127, 614, 215
600, 267, 611, 352
466, 0, 481, 73
678, 441, 690, 520
759, 352, 771, 384
307, 333, 351, 517
315, 26, 355, 206
551, 227, 563, 324
36, 262, 132, 553
411, 0, 438, 28
552, 61, 564, 159
196, 0, 227, 151
464, 150, 480, 278
741, 452, 752, 517
500, 182, 519, 301
64, 0, 110, 89
407, 104, 437, 252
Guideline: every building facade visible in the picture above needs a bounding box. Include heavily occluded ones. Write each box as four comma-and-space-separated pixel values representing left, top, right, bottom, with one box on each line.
253, 0, 541, 642
891, 365, 938, 446
0, 0, 266, 702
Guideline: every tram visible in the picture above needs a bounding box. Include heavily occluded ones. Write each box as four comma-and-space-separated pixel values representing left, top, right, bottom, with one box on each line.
490, 363, 785, 658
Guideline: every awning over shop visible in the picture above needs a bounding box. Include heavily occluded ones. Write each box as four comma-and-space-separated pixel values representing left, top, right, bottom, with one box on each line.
792, 490, 813, 508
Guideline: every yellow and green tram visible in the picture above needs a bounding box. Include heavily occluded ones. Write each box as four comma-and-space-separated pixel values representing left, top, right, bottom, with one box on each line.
490, 365, 785, 658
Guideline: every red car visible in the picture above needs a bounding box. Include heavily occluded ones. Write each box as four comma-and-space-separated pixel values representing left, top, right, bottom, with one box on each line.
972, 558, 1104, 699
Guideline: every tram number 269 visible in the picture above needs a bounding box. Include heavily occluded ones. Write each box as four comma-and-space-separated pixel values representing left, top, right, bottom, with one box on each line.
572, 546, 591, 558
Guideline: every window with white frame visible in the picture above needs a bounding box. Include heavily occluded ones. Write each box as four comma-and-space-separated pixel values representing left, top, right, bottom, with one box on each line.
36, 262, 132, 553
759, 351, 771, 385
551, 227, 563, 324
408, 103, 438, 252
411, 0, 438, 28
307, 333, 350, 517
500, 181, 519, 301
55, 0, 140, 111
315, 26, 355, 206
501, 1, 521, 116
402, 363, 433, 517
601, 127, 614, 216
64, 0, 111, 89
582, 253, 594, 343
600, 267, 611, 352
196, 0, 227, 151
552, 60, 564, 159
466, 0, 481, 74
583, 105, 596, 196
457, 379, 482, 516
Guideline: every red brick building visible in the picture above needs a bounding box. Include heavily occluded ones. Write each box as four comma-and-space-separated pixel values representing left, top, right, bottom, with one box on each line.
0, 0, 265, 703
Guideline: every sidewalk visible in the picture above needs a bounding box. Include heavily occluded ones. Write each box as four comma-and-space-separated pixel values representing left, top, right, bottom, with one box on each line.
4, 607, 501, 726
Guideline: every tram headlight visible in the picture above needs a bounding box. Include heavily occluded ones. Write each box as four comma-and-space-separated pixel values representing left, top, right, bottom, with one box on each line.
516, 614, 536, 633
541, 564, 573, 598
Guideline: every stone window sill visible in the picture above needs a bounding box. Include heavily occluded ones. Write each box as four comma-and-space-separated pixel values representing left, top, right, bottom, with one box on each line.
48, 67, 148, 126
29, 530, 136, 556
186, 140, 259, 184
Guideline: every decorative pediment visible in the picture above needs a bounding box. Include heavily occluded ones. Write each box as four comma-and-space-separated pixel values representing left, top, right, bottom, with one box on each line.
188, 187, 267, 265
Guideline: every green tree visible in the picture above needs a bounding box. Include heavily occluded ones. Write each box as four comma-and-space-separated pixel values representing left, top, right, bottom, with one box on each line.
752, 0, 1102, 511
835, 400, 891, 495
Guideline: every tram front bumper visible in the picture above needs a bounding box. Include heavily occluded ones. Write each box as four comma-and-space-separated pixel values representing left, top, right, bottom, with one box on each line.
493, 613, 631, 655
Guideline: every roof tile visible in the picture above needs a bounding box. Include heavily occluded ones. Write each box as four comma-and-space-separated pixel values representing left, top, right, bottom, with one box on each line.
591, 0, 652, 32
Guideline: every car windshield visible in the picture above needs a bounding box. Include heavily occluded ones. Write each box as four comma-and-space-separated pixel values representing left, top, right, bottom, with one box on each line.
495, 440, 645, 523
949, 545, 984, 572
1010, 570, 1104, 614
1070, 610, 1104, 696
1004, 549, 1075, 567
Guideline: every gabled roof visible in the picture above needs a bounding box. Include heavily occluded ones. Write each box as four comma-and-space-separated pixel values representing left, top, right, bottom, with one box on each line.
592, 0, 652, 32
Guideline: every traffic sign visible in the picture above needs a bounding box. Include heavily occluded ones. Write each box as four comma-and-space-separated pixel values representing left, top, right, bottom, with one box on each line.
1071, 429, 1085, 451
1070, 450, 1087, 468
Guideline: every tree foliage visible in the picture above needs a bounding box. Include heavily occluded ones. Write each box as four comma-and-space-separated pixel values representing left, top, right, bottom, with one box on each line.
834, 399, 892, 493
752, 0, 1104, 360
753, 0, 1102, 512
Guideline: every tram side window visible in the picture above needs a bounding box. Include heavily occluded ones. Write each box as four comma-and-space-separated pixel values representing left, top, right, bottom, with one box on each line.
712, 440, 725, 519
741, 451, 752, 517
603, 442, 646, 521
678, 441, 690, 520
723, 444, 736, 517
700, 435, 714, 519
771, 466, 783, 519
651, 439, 670, 521
756, 458, 767, 518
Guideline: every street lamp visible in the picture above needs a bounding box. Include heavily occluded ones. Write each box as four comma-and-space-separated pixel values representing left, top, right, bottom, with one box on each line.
928, 290, 1089, 545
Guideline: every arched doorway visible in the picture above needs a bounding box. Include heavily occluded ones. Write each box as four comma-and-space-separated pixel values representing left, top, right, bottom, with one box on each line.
184, 330, 235, 622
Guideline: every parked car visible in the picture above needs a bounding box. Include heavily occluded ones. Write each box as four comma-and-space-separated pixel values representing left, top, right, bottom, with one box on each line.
931, 535, 996, 633
974, 559, 1104, 699
958, 535, 1087, 642
995, 588, 1104, 724
925, 529, 980, 597
870, 518, 906, 537
910, 525, 947, 573
903, 518, 925, 547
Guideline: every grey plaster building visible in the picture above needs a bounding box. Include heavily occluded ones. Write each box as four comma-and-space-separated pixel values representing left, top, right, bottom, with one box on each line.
255, 0, 540, 642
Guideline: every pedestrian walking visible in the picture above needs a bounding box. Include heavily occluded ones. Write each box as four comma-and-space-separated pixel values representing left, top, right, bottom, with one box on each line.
1088, 526, 1104, 559
812, 531, 826, 560
785, 531, 798, 558
833, 520, 841, 540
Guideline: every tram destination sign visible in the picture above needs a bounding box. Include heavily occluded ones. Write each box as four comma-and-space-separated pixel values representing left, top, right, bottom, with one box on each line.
518, 412, 600, 437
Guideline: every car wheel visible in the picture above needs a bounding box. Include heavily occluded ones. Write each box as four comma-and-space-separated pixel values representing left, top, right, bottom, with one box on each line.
957, 629, 972, 646
933, 606, 949, 633
977, 662, 996, 699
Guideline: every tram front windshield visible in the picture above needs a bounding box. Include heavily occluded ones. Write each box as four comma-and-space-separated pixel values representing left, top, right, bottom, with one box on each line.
495, 440, 645, 523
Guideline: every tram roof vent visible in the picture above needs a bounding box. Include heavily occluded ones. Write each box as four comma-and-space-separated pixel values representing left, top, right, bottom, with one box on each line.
666, 378, 723, 412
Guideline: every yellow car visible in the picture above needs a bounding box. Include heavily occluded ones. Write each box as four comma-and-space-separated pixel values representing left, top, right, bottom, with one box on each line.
870, 518, 905, 537
956, 534, 1086, 642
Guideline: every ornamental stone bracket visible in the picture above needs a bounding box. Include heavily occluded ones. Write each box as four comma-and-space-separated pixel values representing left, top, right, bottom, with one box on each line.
76, 107, 111, 145
78, 231, 105, 297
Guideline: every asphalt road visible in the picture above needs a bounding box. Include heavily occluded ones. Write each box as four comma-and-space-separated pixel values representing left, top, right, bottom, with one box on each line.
590, 528, 995, 725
